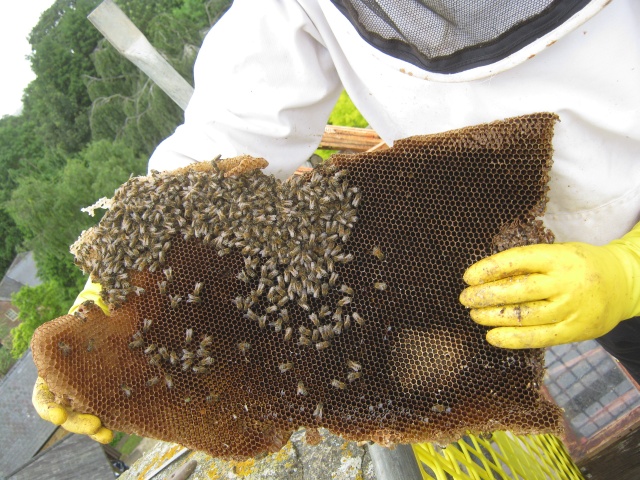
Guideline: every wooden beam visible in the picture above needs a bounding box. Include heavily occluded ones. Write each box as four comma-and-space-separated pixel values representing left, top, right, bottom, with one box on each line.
320, 125, 387, 152
88, 0, 194, 110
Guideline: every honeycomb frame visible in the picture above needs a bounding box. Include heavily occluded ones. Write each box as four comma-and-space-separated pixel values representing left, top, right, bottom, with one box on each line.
32, 113, 563, 459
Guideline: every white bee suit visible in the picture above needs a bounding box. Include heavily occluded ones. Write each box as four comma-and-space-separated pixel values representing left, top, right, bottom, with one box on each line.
149, 0, 640, 246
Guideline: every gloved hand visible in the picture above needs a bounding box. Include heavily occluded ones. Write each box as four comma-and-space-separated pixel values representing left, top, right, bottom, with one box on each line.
459, 222, 640, 349
32, 280, 113, 444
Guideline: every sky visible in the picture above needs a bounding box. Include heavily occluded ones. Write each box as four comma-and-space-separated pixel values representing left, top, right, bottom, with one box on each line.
0, 0, 58, 117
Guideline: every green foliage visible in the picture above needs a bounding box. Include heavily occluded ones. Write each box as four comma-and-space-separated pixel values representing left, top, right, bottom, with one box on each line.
328, 91, 368, 128
0, 209, 23, 278
109, 431, 125, 447
0, 322, 16, 376
10, 281, 71, 358
0, 346, 15, 378
0, 115, 47, 202
5, 141, 146, 287
25, 0, 103, 154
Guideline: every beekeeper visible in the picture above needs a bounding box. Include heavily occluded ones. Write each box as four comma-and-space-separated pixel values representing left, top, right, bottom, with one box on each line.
33, 0, 640, 442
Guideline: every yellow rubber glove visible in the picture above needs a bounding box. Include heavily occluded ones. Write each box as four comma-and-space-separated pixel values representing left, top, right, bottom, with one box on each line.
32, 279, 113, 444
460, 222, 640, 349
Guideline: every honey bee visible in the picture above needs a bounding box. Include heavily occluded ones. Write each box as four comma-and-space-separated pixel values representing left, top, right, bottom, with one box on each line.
347, 359, 362, 372
297, 381, 307, 396
185, 328, 193, 343
319, 325, 334, 341
86, 339, 95, 353
181, 349, 194, 360
258, 315, 267, 329
279, 309, 289, 322
270, 318, 283, 333
245, 309, 258, 322
169, 351, 179, 365
58, 341, 71, 357
312, 329, 320, 342
279, 362, 293, 373
165, 375, 174, 389
192, 365, 209, 374
298, 328, 311, 341
331, 379, 346, 390
234, 296, 244, 311
313, 402, 324, 419
284, 327, 293, 342
143, 318, 153, 332
163, 267, 173, 282
372, 246, 384, 261
238, 342, 251, 353
352, 312, 365, 326
121, 384, 132, 397
200, 335, 213, 348
333, 321, 343, 335
343, 315, 352, 330
298, 335, 312, 346
144, 344, 157, 355
265, 304, 278, 314
337, 296, 352, 307
316, 341, 330, 351
134, 286, 145, 296
206, 393, 220, 403
318, 305, 331, 318
158, 347, 169, 360
149, 354, 162, 366
170, 295, 182, 309
200, 357, 214, 366
374, 282, 387, 291
348, 372, 362, 382
129, 336, 144, 350
340, 284, 354, 296
181, 359, 193, 371
146, 377, 160, 387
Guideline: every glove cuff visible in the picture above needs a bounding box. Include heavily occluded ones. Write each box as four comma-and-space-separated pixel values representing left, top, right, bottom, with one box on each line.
605, 221, 640, 320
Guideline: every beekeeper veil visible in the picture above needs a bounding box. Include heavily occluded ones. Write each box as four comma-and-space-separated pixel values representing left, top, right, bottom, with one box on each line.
330, 0, 610, 79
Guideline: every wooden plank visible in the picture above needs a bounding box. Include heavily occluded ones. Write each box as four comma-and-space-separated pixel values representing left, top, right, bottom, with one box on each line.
320, 125, 386, 152
88, 0, 194, 110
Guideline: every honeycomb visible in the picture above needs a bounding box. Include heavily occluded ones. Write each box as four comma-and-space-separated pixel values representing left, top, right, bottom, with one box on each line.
31, 113, 563, 459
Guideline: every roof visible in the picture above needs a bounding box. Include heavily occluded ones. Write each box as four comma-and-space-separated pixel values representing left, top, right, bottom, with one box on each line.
0, 350, 58, 478
7, 430, 114, 480
0, 252, 42, 302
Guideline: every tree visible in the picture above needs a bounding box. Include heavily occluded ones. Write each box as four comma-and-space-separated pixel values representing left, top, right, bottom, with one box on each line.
24, 0, 103, 154
10, 281, 71, 358
5, 140, 146, 295
0, 209, 23, 278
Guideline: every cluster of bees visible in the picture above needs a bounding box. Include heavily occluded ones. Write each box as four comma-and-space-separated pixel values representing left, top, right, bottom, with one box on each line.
72, 158, 376, 403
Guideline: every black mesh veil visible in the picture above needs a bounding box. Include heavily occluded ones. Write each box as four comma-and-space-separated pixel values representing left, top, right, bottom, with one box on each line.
330, 0, 595, 74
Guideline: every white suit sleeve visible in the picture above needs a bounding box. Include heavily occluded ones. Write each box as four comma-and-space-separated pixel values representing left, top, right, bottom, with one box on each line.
148, 0, 343, 179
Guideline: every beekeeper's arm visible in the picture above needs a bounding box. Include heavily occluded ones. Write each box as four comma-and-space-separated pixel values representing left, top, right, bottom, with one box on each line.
148, 0, 342, 179
460, 222, 640, 348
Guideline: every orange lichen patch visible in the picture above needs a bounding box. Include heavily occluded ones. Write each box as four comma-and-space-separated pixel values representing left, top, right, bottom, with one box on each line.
231, 458, 255, 476
32, 114, 562, 460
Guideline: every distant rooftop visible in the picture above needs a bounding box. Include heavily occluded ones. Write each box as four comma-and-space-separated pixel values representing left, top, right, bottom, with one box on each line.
0, 252, 42, 301
0, 350, 58, 478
